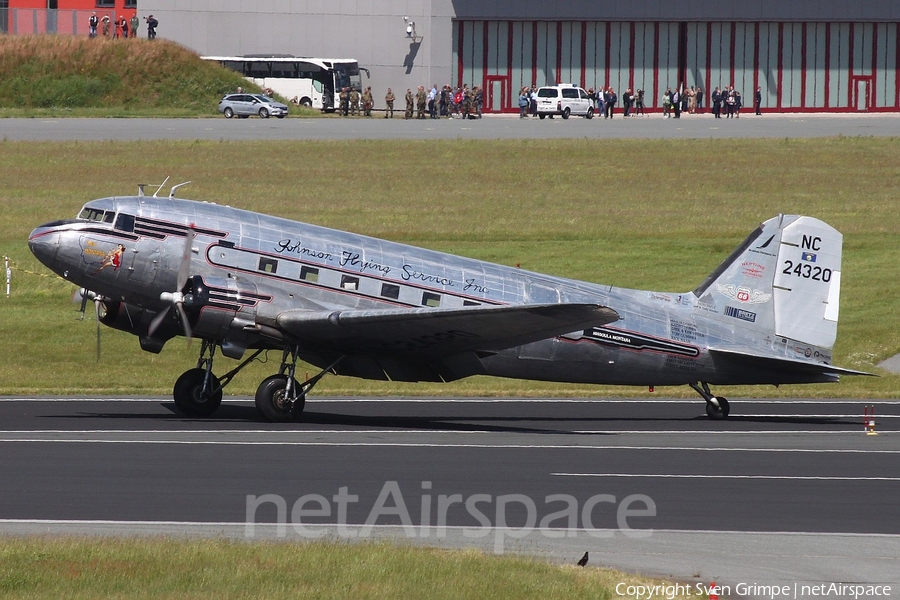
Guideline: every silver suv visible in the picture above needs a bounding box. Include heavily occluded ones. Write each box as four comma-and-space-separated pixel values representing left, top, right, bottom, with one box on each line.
536, 85, 594, 119
218, 94, 289, 119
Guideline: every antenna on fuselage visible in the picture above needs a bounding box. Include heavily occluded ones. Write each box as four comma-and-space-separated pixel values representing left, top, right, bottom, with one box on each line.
169, 181, 192, 199
152, 176, 170, 198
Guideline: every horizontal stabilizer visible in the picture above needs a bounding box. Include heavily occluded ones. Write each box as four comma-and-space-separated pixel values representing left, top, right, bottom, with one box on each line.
276, 303, 619, 358
708, 347, 874, 377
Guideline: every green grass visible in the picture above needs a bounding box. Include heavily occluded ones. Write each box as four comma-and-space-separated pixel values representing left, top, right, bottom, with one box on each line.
1, 137, 898, 397
0, 35, 304, 116
0, 537, 699, 600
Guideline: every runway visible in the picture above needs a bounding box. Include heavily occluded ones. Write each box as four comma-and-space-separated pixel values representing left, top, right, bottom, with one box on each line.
1, 397, 897, 593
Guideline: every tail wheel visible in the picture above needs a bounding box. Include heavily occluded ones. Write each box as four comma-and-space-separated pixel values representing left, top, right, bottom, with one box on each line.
255, 374, 304, 422
173, 368, 222, 417
223, 107, 234, 119
705, 397, 730, 420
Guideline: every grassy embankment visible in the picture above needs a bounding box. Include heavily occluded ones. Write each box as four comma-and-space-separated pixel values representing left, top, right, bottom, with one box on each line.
0, 537, 703, 600
0, 35, 314, 117
1, 137, 897, 397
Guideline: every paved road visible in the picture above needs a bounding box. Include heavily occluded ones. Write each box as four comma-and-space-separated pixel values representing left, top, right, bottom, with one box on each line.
2, 113, 900, 141
0, 397, 897, 595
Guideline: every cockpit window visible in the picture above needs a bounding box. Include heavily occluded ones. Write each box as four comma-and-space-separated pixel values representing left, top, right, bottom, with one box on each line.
78, 207, 115, 223
114, 213, 135, 233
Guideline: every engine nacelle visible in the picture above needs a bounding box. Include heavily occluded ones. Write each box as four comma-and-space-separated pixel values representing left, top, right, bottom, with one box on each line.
183, 275, 270, 358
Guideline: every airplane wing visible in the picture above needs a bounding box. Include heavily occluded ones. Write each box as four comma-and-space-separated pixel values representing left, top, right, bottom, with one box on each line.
708, 347, 875, 377
275, 303, 619, 358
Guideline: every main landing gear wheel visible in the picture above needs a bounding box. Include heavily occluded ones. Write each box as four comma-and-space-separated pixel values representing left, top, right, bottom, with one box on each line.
173, 368, 222, 417
255, 374, 304, 423
705, 397, 730, 420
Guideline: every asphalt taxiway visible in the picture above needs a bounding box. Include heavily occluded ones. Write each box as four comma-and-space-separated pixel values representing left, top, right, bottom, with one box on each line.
2, 112, 900, 141
0, 397, 897, 593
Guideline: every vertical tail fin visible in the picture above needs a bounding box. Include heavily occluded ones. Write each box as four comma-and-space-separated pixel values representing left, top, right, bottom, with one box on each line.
693, 215, 842, 350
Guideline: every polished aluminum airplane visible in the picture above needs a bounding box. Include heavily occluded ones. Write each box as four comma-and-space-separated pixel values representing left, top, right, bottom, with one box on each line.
28, 183, 868, 421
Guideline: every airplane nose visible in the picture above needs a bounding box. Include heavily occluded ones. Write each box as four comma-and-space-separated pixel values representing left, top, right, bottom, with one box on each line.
28, 224, 61, 266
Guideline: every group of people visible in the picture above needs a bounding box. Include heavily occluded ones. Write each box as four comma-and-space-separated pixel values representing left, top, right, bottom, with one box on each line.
710, 86, 761, 118
337, 84, 484, 119
332, 82, 762, 118
660, 85, 705, 118
335, 86, 377, 117
88, 12, 156, 39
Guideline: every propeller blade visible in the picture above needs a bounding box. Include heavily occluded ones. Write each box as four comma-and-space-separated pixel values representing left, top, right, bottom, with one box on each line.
78, 290, 88, 320
176, 229, 196, 291
94, 299, 102, 362
147, 306, 171, 338
176, 303, 193, 346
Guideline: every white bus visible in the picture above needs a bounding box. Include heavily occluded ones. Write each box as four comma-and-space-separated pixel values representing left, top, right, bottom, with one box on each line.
201, 55, 366, 112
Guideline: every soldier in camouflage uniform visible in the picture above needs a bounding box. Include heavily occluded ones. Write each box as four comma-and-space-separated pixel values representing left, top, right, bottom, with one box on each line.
384, 88, 395, 118
404, 89, 414, 119
362, 87, 373, 117
415, 86, 427, 119
349, 88, 360, 116
338, 87, 349, 116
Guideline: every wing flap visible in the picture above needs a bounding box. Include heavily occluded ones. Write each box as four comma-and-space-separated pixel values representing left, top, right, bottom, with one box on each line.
276, 303, 619, 358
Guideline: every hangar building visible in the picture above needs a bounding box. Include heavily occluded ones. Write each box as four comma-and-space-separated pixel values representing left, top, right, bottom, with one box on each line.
5, 0, 900, 113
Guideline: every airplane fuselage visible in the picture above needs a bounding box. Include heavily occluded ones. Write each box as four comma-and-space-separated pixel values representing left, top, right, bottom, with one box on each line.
29, 195, 842, 391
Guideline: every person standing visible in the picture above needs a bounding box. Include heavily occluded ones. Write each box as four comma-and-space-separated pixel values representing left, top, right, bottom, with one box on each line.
754, 87, 762, 115
711, 87, 722, 118
101, 14, 111, 37
338, 87, 349, 116
120, 15, 129, 39
518, 87, 529, 118
606, 87, 617, 118
404, 89, 414, 119
145, 14, 158, 39
88, 12, 98, 38
529, 85, 538, 117
384, 88, 395, 118
349, 87, 360, 116
129, 13, 139, 38
415, 86, 427, 119
362, 86, 373, 117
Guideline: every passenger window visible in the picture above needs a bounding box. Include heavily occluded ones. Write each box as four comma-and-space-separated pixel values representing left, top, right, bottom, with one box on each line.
258, 257, 278, 274
422, 292, 441, 307
381, 283, 400, 299
103, 211, 115, 223
463, 300, 481, 307
300, 266, 319, 282
341, 275, 359, 291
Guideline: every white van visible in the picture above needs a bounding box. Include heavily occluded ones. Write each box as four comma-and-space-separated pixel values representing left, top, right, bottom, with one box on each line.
536, 85, 594, 119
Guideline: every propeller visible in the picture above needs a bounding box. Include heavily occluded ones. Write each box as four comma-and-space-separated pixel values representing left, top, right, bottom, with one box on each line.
147, 228, 196, 342
73, 287, 104, 361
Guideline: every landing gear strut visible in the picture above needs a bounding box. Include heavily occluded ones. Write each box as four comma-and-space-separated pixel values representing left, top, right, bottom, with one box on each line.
689, 382, 730, 420
254, 347, 344, 423
171, 340, 264, 418
172, 340, 222, 416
